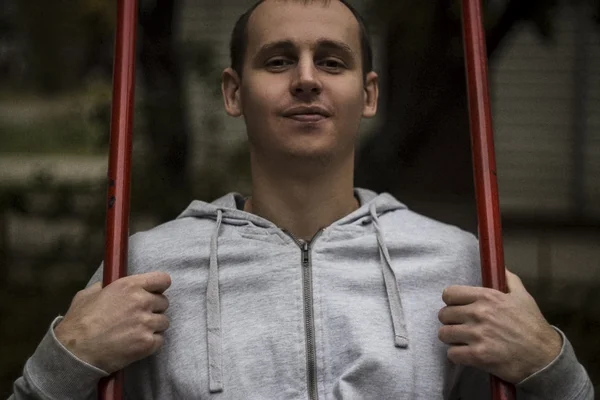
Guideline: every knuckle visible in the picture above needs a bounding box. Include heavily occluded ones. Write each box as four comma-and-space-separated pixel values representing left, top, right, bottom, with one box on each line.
131, 291, 148, 307
73, 289, 86, 302
118, 277, 136, 291
466, 306, 478, 320
479, 290, 494, 302
483, 289, 501, 303
115, 276, 129, 287
137, 332, 156, 353
137, 274, 150, 285
442, 288, 451, 304
472, 326, 485, 342
474, 304, 491, 321
471, 344, 491, 365
138, 312, 153, 327
481, 324, 494, 339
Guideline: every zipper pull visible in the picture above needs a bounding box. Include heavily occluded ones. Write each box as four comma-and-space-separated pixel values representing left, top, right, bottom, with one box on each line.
302, 242, 309, 266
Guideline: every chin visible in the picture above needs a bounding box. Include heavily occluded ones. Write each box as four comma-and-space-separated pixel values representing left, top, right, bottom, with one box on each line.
289, 150, 334, 162
284, 141, 353, 168
284, 138, 337, 158
250, 127, 353, 165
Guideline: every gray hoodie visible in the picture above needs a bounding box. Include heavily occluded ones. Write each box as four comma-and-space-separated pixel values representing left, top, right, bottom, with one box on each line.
11, 189, 593, 399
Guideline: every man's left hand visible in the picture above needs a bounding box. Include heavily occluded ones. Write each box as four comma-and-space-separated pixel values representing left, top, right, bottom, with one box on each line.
438, 270, 562, 383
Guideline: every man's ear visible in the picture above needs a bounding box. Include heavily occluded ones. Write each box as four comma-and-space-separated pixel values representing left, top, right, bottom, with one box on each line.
362, 71, 378, 118
222, 67, 243, 117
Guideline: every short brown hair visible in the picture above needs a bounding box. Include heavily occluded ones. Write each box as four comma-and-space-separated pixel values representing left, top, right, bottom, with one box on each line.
229, 0, 373, 80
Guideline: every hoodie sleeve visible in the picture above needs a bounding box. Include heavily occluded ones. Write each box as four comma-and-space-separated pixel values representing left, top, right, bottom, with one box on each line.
454, 234, 594, 399
450, 327, 593, 400
9, 316, 109, 400
514, 327, 593, 399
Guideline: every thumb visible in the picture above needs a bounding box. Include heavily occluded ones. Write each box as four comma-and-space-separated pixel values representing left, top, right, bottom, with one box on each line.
85, 281, 103, 295
505, 269, 527, 295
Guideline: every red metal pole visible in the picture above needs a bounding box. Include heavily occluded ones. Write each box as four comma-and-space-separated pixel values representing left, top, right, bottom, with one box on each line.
460, 1, 516, 399
99, 0, 138, 399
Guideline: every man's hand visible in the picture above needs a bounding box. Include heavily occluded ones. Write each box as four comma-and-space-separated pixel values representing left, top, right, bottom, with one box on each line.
54, 272, 171, 374
438, 270, 562, 383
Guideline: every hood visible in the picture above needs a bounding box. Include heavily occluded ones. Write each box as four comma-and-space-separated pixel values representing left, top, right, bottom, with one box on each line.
177, 188, 406, 227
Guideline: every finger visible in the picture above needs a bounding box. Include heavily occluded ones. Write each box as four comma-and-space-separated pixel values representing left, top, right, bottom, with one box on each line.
505, 269, 526, 295
85, 281, 103, 294
150, 333, 165, 353
147, 314, 170, 333
438, 324, 475, 345
150, 293, 170, 313
446, 343, 496, 373
446, 344, 474, 366
78, 282, 102, 297
138, 272, 172, 294
442, 285, 488, 306
438, 305, 473, 325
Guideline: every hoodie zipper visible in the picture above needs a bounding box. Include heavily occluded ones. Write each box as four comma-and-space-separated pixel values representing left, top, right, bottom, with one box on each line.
285, 229, 323, 400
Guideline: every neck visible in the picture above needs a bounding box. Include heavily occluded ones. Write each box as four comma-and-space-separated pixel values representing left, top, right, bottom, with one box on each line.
245, 153, 359, 241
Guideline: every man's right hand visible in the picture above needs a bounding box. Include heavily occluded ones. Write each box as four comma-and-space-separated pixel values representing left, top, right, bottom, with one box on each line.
54, 271, 171, 374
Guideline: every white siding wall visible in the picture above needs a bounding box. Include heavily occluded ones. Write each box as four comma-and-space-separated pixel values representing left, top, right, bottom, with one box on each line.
490, 2, 599, 217
585, 15, 600, 218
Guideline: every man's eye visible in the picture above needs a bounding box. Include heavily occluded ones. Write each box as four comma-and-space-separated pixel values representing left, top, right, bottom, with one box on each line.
266, 58, 293, 69
319, 59, 345, 70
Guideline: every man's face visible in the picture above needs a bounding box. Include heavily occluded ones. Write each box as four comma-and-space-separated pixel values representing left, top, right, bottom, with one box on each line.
222, 0, 378, 165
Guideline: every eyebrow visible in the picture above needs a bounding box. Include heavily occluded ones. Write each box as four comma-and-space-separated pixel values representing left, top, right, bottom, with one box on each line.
254, 38, 356, 60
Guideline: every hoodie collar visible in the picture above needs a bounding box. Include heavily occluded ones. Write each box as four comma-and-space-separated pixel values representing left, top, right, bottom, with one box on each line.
177, 188, 407, 229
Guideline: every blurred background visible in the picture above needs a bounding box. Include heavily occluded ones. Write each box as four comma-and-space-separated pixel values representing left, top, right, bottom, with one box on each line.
0, 0, 599, 396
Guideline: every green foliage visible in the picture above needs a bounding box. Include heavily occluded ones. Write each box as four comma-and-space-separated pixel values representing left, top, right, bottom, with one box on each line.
0, 85, 111, 154
0, 116, 105, 155
10, 0, 114, 93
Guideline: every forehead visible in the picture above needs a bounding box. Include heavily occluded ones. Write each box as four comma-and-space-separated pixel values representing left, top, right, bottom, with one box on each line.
246, 0, 360, 54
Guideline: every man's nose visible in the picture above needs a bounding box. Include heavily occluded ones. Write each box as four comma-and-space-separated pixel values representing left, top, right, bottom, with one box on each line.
290, 57, 322, 97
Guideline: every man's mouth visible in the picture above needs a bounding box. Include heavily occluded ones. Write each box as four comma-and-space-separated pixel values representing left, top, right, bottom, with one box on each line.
286, 113, 327, 122
282, 106, 332, 122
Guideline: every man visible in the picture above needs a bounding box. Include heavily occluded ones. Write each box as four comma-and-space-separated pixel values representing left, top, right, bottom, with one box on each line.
11, 0, 593, 399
